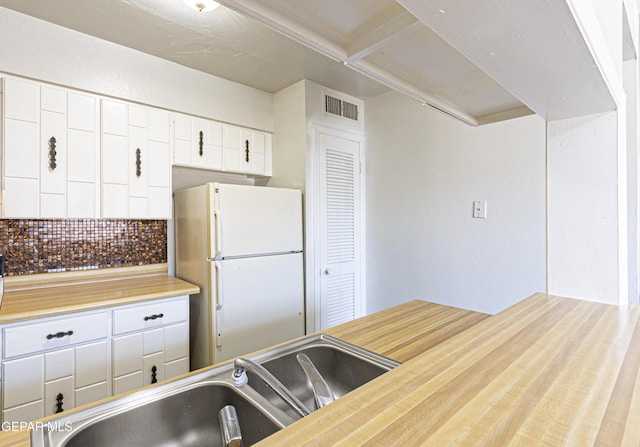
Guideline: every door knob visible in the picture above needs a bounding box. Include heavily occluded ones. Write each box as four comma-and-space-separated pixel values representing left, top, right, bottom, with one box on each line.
324, 268, 332, 275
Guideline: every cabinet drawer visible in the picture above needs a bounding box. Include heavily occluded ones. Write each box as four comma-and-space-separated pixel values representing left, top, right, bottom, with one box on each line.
4, 312, 108, 359
113, 298, 187, 335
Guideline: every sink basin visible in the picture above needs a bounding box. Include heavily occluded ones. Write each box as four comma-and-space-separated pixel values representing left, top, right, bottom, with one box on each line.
62, 384, 279, 447
32, 375, 292, 447
32, 334, 399, 447
243, 334, 400, 418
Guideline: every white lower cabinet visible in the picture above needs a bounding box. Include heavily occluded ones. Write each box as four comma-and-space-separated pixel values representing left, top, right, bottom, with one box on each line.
0, 295, 189, 423
112, 298, 189, 395
2, 336, 108, 423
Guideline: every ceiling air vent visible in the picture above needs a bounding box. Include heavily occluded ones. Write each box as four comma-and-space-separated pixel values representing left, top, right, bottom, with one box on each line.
324, 94, 359, 121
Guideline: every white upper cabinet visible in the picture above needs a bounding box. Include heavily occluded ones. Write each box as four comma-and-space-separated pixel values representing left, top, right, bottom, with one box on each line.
173, 113, 271, 177
173, 113, 223, 171
2, 78, 99, 218
223, 125, 271, 176
2, 77, 270, 220
101, 99, 171, 219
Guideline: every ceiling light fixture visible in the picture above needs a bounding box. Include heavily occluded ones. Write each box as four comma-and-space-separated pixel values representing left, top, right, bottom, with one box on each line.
183, 0, 220, 12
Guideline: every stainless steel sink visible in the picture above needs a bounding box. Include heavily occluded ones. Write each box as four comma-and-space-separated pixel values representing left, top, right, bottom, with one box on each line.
31, 372, 294, 447
240, 334, 401, 419
62, 384, 279, 447
32, 334, 399, 447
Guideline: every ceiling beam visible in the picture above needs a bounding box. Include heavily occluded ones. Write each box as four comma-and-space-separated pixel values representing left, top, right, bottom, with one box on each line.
348, 59, 479, 126
346, 11, 423, 63
215, 0, 346, 61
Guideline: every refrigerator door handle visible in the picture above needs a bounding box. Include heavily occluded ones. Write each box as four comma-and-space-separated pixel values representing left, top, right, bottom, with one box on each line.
214, 208, 222, 259
215, 261, 223, 310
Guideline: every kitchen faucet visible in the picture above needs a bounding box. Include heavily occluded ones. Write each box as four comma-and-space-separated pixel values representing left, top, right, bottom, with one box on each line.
232, 357, 310, 418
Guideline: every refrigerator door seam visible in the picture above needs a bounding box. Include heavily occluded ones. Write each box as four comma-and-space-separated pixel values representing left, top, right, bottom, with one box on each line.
208, 250, 303, 261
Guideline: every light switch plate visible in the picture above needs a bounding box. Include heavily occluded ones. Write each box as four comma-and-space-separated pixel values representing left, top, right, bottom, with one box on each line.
473, 200, 487, 218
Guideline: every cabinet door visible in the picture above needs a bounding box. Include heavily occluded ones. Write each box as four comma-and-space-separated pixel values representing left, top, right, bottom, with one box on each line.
45, 349, 74, 382
40, 109, 67, 217
3, 79, 39, 217
113, 371, 143, 396
205, 121, 223, 170
164, 323, 189, 363
66, 92, 98, 218
223, 125, 243, 172
2, 401, 43, 425
75, 382, 108, 407
128, 125, 149, 218
3, 355, 44, 409
222, 126, 270, 175
40, 87, 67, 194
45, 376, 74, 416
248, 130, 266, 175
75, 341, 108, 389
3, 79, 99, 218
143, 110, 171, 219
113, 333, 143, 378
102, 100, 171, 218
173, 113, 193, 165
165, 358, 189, 380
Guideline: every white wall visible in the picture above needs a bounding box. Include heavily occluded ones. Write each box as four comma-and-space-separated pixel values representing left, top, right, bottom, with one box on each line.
365, 92, 546, 315
547, 111, 627, 304
270, 81, 307, 190
624, 59, 639, 303
0, 7, 273, 131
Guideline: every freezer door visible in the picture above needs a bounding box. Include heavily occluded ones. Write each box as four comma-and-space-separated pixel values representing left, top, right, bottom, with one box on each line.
212, 253, 304, 363
214, 183, 302, 257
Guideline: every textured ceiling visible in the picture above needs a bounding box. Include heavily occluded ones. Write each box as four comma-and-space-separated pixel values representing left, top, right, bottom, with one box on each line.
0, 0, 389, 99
0, 0, 541, 125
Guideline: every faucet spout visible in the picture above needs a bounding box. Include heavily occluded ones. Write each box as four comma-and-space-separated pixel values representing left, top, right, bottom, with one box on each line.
232, 357, 311, 418
296, 353, 335, 409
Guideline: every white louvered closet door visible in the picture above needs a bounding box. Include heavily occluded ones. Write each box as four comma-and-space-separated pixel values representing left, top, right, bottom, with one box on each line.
318, 132, 363, 329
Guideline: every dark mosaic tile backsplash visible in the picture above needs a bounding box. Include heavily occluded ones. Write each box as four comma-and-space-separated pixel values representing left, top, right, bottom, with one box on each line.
0, 219, 167, 276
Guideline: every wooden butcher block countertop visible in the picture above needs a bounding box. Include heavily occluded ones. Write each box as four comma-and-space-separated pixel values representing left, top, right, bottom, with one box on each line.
258, 294, 640, 446
0, 264, 200, 325
4, 294, 640, 446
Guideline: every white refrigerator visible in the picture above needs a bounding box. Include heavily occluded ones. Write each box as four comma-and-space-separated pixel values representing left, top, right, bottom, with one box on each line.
174, 182, 305, 370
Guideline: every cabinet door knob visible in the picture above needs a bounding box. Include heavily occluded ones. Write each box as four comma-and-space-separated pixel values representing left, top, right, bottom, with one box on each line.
48, 136, 57, 170
151, 365, 158, 384
135, 148, 142, 177
199, 131, 204, 156
55, 393, 64, 413
245, 139, 250, 162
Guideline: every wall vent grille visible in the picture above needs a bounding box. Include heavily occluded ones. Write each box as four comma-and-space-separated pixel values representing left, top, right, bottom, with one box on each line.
324, 94, 359, 121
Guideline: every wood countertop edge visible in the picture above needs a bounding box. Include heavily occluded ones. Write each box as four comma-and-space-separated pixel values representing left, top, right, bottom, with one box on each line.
0, 267, 200, 324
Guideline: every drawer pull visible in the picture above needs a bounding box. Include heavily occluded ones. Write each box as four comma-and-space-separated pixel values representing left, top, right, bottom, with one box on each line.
199, 130, 204, 156
48, 136, 57, 170
151, 365, 158, 384
46, 330, 74, 340
245, 139, 250, 162
144, 313, 164, 321
55, 393, 64, 413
